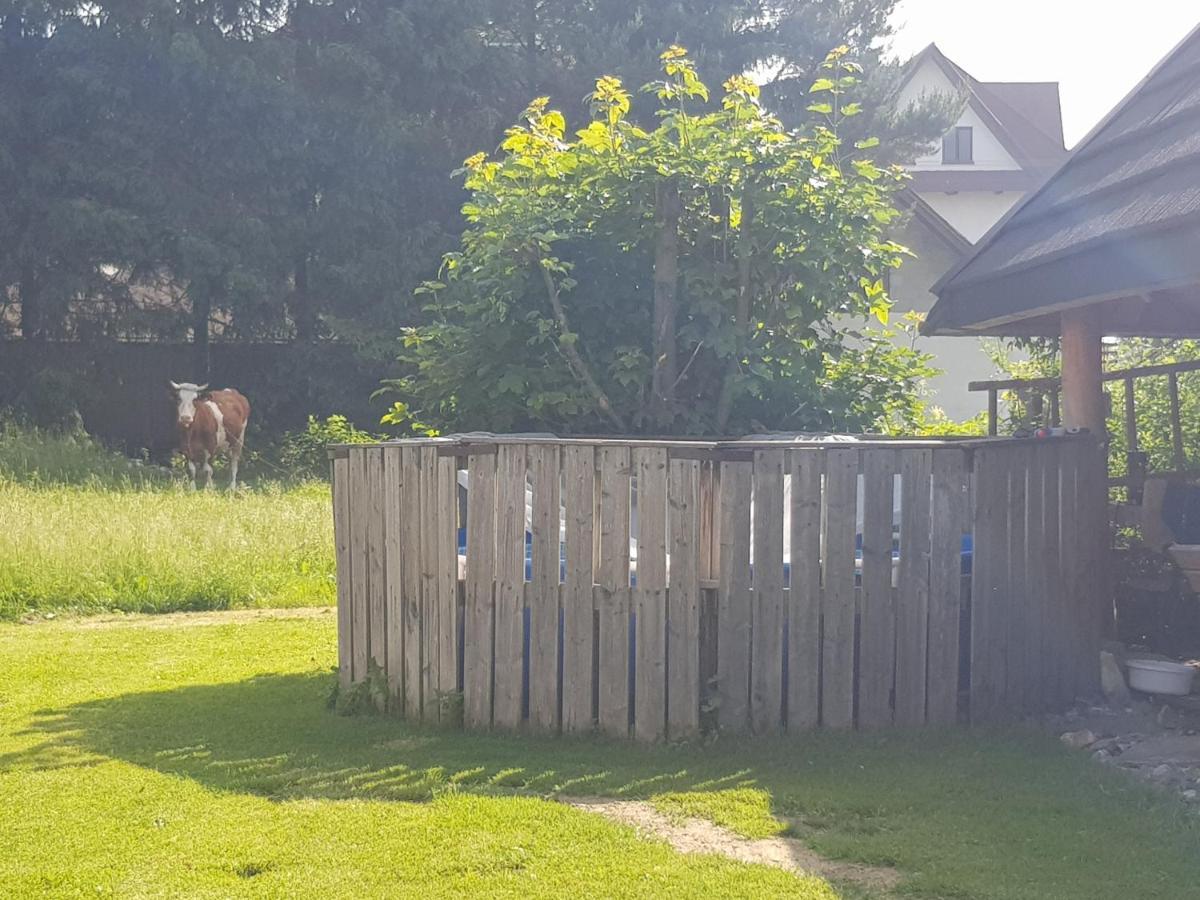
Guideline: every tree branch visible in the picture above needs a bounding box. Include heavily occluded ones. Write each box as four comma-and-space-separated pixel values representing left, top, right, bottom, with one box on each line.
539, 260, 627, 431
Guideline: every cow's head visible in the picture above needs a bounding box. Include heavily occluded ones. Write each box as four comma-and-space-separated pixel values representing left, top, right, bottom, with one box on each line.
169, 381, 208, 427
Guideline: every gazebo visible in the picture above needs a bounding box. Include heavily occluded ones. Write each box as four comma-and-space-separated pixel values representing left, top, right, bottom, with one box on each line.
924, 21, 1200, 439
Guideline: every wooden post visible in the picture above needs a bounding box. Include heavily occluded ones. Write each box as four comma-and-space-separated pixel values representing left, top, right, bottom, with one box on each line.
987, 389, 999, 436
1060, 307, 1106, 434
1168, 372, 1185, 471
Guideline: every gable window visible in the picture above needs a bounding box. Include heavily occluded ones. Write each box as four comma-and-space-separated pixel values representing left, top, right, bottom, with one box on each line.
942, 126, 974, 164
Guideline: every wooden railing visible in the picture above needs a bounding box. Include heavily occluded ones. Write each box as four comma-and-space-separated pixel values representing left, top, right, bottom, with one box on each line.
970, 357, 1200, 498
329, 435, 1107, 740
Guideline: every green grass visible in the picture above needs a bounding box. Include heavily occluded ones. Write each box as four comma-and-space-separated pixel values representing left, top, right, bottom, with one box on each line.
0, 481, 334, 619
2, 612, 1199, 899
0, 419, 336, 619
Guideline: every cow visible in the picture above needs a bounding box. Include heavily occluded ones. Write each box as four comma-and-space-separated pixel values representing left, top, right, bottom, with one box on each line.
170, 382, 251, 490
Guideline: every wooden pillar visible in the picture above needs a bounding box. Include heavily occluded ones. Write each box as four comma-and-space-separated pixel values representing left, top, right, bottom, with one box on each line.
1060, 307, 1105, 434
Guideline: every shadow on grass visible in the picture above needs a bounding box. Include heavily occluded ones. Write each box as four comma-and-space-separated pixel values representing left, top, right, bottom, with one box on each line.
3, 671, 775, 803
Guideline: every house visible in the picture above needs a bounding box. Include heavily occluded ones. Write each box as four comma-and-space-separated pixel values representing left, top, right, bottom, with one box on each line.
889, 44, 1068, 419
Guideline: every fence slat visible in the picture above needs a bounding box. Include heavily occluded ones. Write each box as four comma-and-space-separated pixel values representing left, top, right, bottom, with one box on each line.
367, 449, 387, 699
634, 448, 668, 742
859, 449, 896, 729
971, 447, 1009, 722
928, 450, 967, 724
895, 449, 932, 726
383, 447, 404, 706
332, 456, 354, 691
400, 447, 422, 718
350, 449, 370, 684
1005, 446, 1030, 714
788, 451, 823, 732
1024, 448, 1047, 713
717, 460, 753, 732
668, 457, 701, 739
436, 455, 459, 709
821, 449, 858, 729
562, 445, 596, 734
1059, 442, 1085, 701
1042, 442, 1066, 709
529, 444, 561, 733
698, 462, 715, 582
464, 452, 496, 729
597, 446, 632, 738
1081, 441, 1109, 694
751, 449, 785, 734
418, 446, 442, 722
493, 444, 527, 729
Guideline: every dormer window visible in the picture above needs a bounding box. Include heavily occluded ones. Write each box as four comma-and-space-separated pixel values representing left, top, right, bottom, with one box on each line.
942, 126, 974, 164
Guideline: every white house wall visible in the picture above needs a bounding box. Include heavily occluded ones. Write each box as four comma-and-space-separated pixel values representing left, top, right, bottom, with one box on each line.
916, 190, 1024, 243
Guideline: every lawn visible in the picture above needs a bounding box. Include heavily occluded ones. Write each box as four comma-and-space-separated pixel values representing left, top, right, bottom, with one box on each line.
2, 611, 1198, 899
0, 423, 335, 620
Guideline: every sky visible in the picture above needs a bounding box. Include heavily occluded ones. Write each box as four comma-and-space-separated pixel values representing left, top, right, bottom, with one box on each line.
888, 1, 1199, 147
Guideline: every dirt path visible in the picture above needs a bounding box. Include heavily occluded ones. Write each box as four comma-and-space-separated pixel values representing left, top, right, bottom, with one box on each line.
566, 798, 900, 895
18, 606, 335, 629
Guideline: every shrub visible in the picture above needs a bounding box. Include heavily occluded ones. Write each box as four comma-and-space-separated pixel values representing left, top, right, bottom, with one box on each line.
277, 415, 381, 480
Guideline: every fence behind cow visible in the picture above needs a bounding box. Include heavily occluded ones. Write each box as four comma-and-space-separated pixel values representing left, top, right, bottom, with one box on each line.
329, 435, 1109, 739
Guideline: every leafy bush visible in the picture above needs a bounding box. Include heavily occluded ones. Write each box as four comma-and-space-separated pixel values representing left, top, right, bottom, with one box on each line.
0, 418, 168, 488
277, 415, 381, 480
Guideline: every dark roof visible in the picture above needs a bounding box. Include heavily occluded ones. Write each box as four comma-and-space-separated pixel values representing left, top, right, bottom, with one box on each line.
902, 44, 1067, 177
924, 22, 1200, 337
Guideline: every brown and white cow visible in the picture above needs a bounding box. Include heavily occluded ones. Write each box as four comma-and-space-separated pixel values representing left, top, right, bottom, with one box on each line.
170, 382, 251, 490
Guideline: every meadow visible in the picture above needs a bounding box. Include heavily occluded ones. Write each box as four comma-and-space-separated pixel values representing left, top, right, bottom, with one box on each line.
0, 422, 335, 620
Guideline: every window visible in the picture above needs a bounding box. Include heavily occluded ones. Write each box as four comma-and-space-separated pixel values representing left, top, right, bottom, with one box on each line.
942, 126, 973, 164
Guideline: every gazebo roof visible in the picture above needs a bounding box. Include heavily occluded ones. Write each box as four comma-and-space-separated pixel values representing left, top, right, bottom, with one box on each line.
924, 22, 1200, 338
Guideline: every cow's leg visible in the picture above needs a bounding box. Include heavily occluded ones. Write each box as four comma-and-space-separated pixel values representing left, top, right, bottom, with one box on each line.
201, 451, 214, 490
186, 458, 197, 490
229, 436, 242, 492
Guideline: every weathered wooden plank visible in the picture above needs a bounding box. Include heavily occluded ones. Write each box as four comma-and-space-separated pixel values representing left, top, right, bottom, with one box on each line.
970, 446, 1009, 722
528, 443, 561, 733
1005, 445, 1030, 714
418, 445, 442, 723
821, 449, 858, 729
1023, 447, 1047, 713
492, 443, 527, 730
698, 462, 715, 582
928, 450, 967, 724
436, 454, 459, 710
634, 448, 669, 742
717, 460, 753, 732
787, 451, 823, 732
562, 445, 596, 734
858, 449, 896, 729
597, 445, 632, 738
383, 447, 405, 706
400, 446, 422, 719
1059, 441, 1086, 701
895, 449, 932, 726
463, 452, 496, 729
1042, 442, 1066, 709
349, 449, 370, 684
751, 449, 786, 734
367, 448, 388, 699
667, 457, 701, 739
332, 455, 354, 691
1080, 440, 1110, 695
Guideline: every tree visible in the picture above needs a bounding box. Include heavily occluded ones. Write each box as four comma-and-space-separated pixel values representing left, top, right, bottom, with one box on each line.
390, 47, 934, 436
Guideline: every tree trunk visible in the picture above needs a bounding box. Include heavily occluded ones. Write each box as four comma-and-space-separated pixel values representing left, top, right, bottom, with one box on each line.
651, 179, 681, 424
192, 279, 213, 383
18, 262, 41, 342
291, 252, 318, 341
715, 191, 755, 432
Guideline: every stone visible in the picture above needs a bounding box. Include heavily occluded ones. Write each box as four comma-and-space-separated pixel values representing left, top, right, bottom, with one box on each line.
1100, 651, 1132, 705
1183, 790, 1198, 801
1060, 729, 1098, 749
1091, 749, 1111, 763
1151, 764, 1174, 781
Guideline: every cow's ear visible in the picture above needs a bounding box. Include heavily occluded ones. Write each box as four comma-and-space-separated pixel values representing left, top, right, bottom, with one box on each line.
169, 381, 180, 391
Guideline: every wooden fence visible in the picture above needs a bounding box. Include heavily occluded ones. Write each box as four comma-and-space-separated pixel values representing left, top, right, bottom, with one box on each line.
329, 435, 1109, 739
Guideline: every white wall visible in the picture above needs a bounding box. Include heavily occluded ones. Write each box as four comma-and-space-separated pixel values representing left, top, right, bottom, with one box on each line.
916, 190, 1024, 243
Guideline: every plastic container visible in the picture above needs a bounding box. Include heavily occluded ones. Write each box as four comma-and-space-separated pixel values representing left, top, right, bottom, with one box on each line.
1125, 658, 1196, 696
